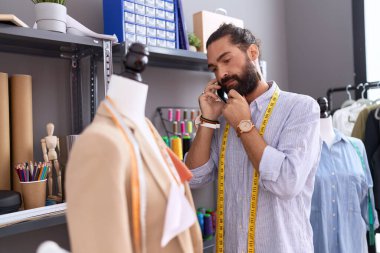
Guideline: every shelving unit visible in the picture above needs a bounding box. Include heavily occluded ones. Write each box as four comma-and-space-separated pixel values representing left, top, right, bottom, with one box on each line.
0, 23, 113, 134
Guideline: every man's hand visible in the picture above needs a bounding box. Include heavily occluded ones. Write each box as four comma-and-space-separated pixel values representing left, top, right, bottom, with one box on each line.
222, 89, 251, 128
199, 79, 224, 120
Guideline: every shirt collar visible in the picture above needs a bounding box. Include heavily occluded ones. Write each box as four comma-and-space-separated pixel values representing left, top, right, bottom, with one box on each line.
249, 81, 279, 112
323, 128, 350, 146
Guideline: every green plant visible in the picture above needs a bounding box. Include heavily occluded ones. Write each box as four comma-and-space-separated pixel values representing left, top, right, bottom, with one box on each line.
32, 0, 66, 5
188, 33, 201, 50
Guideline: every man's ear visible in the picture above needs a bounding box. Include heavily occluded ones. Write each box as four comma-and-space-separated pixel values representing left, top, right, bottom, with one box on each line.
247, 44, 259, 61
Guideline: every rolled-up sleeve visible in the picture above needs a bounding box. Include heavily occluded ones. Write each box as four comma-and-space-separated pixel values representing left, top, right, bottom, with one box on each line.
259, 97, 321, 200
185, 131, 219, 189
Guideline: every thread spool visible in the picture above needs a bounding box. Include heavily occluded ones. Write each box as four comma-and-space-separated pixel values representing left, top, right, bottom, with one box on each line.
190, 110, 196, 121
172, 121, 178, 134
182, 134, 191, 155
167, 108, 173, 121
180, 121, 186, 135
171, 137, 183, 160
162, 136, 170, 147
197, 207, 206, 215
183, 109, 188, 120
207, 210, 216, 233
175, 109, 181, 122
197, 211, 204, 235
203, 213, 213, 240
187, 121, 193, 134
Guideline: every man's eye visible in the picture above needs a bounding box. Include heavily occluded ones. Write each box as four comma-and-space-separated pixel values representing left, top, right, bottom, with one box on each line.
223, 59, 230, 64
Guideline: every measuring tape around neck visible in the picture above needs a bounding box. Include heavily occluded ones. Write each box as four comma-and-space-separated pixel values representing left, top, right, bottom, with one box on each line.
216, 87, 279, 253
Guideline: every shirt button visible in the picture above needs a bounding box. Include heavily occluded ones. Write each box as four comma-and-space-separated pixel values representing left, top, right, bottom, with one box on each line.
333, 213, 336, 217
332, 172, 335, 176
332, 199, 336, 203
332, 185, 335, 188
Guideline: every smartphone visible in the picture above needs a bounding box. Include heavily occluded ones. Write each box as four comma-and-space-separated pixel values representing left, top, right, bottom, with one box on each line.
217, 86, 228, 103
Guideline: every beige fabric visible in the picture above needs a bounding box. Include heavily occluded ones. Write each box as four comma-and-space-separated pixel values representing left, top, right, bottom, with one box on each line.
65, 102, 202, 253
351, 104, 380, 140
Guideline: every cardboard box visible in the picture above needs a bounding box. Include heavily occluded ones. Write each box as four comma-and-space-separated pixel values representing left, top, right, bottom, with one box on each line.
193, 11, 244, 53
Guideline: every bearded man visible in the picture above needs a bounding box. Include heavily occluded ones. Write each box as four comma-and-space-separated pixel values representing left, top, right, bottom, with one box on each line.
185, 24, 321, 253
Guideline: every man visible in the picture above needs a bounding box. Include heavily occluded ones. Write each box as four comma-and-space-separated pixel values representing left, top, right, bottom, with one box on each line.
185, 24, 321, 253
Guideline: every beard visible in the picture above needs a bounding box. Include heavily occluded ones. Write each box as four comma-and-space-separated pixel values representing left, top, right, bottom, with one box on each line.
220, 56, 261, 96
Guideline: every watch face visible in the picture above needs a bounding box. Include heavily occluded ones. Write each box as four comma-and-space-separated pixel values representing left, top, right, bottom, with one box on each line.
240, 120, 253, 132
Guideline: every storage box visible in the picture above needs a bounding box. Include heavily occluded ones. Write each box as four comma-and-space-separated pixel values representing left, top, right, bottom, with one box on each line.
193, 10, 244, 53
103, 0, 178, 49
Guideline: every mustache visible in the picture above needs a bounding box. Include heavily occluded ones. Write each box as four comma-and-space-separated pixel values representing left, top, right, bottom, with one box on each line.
220, 75, 240, 86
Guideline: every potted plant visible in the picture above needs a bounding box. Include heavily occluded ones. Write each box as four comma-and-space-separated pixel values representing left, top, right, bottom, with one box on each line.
33, 0, 67, 33
188, 33, 201, 52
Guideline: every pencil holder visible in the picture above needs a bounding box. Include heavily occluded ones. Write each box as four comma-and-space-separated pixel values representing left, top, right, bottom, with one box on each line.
20, 179, 47, 210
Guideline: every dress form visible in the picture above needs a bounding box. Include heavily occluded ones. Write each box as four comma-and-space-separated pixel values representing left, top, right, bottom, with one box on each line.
107, 44, 170, 175
317, 97, 335, 148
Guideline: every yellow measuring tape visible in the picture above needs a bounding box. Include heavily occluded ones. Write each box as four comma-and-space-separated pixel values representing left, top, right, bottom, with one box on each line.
216, 87, 279, 253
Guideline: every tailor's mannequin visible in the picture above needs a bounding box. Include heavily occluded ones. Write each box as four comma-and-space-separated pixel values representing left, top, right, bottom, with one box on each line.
317, 97, 335, 148
320, 116, 335, 148
106, 76, 162, 152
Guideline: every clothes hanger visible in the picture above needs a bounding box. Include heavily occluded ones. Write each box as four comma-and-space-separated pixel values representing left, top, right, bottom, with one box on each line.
340, 84, 355, 108
354, 83, 372, 106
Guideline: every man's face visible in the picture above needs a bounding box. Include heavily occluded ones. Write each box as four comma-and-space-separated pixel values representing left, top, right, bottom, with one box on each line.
207, 36, 260, 96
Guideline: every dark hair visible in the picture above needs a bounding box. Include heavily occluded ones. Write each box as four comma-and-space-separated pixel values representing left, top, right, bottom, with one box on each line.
206, 23, 260, 52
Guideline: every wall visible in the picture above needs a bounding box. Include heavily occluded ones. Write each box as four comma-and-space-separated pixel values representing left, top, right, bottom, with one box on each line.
285, 0, 355, 108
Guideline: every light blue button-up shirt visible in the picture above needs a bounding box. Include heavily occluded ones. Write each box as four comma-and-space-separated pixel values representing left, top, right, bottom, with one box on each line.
311, 130, 379, 253
187, 82, 321, 253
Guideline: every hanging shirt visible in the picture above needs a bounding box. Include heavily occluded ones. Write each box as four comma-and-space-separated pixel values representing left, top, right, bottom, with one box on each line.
364, 109, 380, 210
311, 129, 378, 253
351, 105, 380, 140
332, 103, 367, 136
187, 82, 321, 253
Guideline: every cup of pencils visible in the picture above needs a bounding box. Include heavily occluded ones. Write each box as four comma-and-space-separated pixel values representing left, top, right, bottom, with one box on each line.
15, 161, 49, 210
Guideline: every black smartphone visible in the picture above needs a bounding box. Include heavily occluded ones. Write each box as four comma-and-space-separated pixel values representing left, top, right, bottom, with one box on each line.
217, 86, 228, 103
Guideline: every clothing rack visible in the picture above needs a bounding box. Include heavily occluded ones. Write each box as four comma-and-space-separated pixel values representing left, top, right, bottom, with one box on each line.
326, 81, 380, 111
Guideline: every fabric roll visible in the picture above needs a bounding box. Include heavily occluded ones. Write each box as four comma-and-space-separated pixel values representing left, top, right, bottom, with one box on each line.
10, 74, 34, 193
0, 73, 11, 190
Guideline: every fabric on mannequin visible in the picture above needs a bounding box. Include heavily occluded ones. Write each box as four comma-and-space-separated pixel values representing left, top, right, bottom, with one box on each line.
311, 129, 379, 253
320, 116, 335, 148
65, 75, 202, 253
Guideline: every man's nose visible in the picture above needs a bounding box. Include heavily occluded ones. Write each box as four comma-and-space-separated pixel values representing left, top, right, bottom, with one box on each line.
218, 73, 229, 83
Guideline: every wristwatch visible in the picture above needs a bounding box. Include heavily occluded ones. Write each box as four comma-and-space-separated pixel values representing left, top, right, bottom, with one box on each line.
236, 120, 254, 137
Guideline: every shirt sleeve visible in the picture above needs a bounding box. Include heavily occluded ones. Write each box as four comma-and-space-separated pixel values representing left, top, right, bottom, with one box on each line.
357, 139, 379, 229
259, 97, 321, 200
185, 131, 219, 189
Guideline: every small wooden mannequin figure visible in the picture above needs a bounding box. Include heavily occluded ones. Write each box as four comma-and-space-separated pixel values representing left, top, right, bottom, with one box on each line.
41, 123, 62, 201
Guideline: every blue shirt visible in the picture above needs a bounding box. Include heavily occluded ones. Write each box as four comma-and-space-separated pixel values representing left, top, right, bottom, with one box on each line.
187, 82, 321, 253
311, 130, 379, 253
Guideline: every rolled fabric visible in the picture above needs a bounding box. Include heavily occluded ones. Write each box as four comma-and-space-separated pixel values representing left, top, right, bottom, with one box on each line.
10, 74, 34, 193
0, 73, 10, 190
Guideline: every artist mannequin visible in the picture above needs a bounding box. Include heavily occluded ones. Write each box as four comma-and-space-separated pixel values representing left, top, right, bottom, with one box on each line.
65, 43, 201, 253
41, 122, 61, 200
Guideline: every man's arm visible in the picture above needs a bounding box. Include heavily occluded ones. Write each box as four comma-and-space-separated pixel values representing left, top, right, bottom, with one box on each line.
256, 98, 321, 199
224, 90, 320, 199
185, 126, 215, 169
